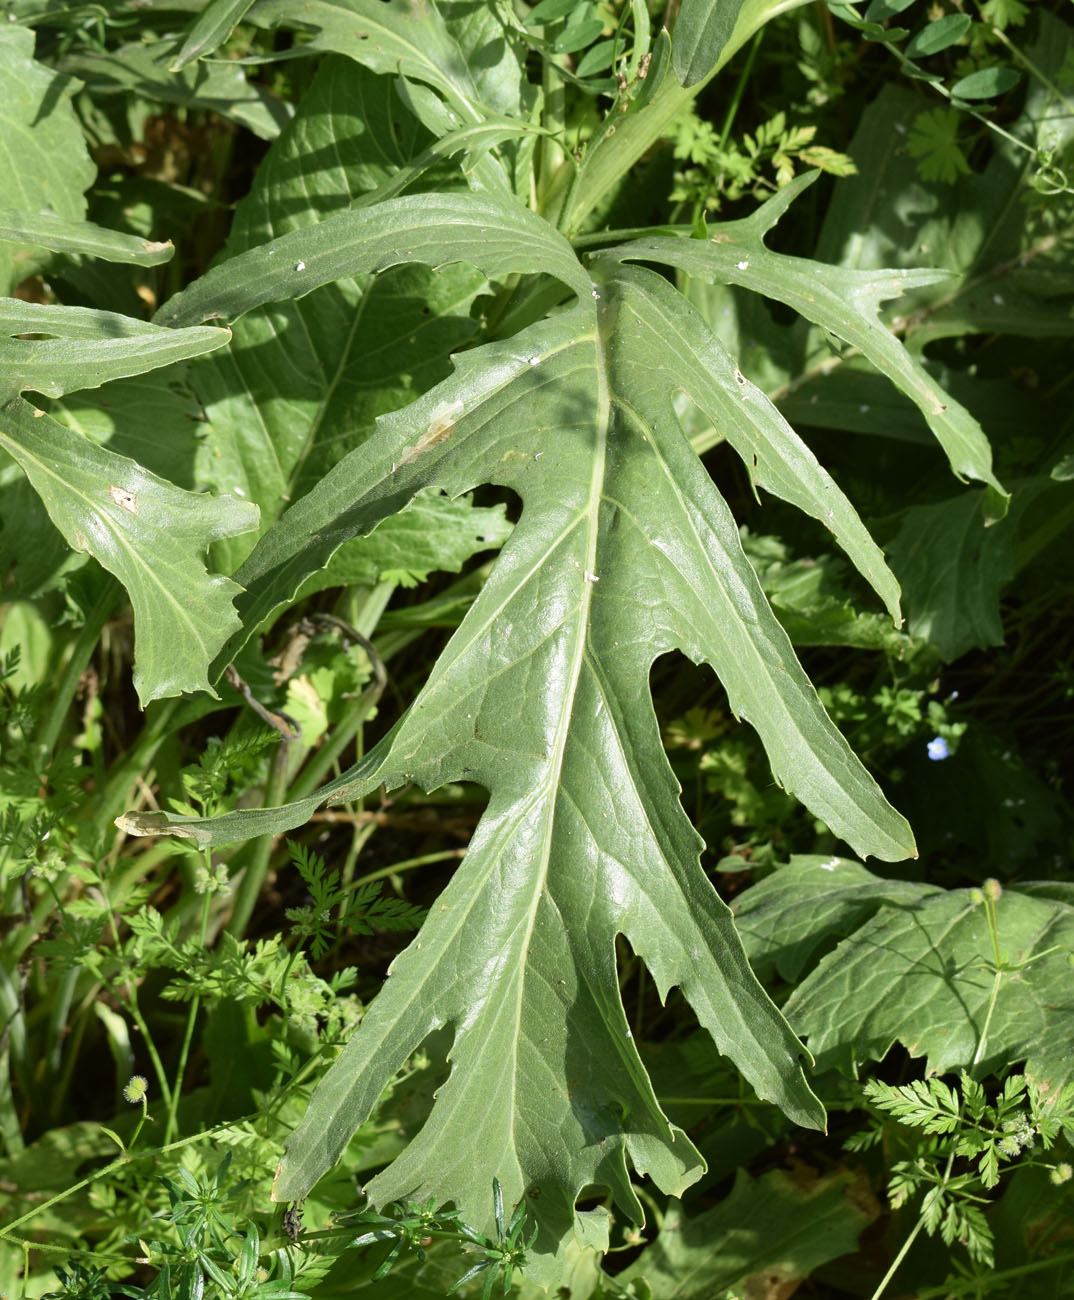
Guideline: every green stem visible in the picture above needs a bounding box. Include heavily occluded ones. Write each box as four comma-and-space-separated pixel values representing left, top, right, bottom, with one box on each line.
165, 887, 211, 1142
717, 29, 762, 151
990, 25, 1074, 122
353, 848, 466, 887
868, 1215, 928, 1300
914, 1250, 1074, 1298
227, 740, 292, 940
119, 982, 173, 1115
35, 576, 120, 759
0, 1118, 220, 1240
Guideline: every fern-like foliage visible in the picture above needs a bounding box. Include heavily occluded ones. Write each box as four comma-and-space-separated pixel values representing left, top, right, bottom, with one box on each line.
285, 841, 425, 961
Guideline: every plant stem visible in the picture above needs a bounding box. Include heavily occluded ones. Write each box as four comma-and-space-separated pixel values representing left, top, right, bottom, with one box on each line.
0, 1117, 227, 1240
165, 885, 212, 1141
35, 576, 120, 759
868, 1215, 928, 1300
227, 740, 291, 939
353, 848, 466, 887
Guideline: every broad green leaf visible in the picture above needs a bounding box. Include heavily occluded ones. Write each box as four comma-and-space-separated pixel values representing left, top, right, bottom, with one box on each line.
0, 25, 95, 295
0, 368, 217, 599
155, 191, 589, 328
41, 373, 212, 493
292, 489, 512, 599
885, 477, 1072, 660
0, 210, 172, 267
734, 854, 939, 981
170, 0, 259, 70
248, 0, 524, 121
738, 861, 1074, 1087
120, 161, 927, 1266
673, 0, 750, 87
125, 267, 914, 856
245, 0, 527, 190
605, 174, 1008, 509
884, 489, 1011, 660
616, 1166, 876, 1297
267, 283, 884, 1275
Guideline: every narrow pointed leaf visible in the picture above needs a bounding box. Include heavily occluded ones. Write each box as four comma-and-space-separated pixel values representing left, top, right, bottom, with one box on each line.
600, 262, 901, 622
0, 300, 228, 401
154, 192, 589, 327
605, 174, 1007, 508
0, 210, 172, 267
170, 0, 259, 70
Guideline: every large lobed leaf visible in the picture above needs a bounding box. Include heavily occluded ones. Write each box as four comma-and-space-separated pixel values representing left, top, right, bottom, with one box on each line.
121, 181, 929, 1273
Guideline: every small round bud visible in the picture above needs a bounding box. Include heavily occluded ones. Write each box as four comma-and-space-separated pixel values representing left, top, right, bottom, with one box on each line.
983, 878, 1003, 902
123, 1075, 148, 1105
1050, 1162, 1072, 1186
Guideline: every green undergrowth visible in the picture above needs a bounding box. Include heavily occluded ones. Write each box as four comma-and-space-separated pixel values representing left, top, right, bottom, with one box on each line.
2, 1, 1074, 1297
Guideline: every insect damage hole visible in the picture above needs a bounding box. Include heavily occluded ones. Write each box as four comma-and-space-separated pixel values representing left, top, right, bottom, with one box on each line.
109, 485, 138, 514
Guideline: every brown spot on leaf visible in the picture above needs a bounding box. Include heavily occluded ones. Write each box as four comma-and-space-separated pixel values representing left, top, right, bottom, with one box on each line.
400, 400, 463, 466
109, 485, 138, 514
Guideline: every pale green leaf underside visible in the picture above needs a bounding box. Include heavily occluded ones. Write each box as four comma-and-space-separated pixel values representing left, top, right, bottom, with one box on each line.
737, 860, 1074, 1088
606, 175, 1007, 509
124, 257, 914, 1273
269, 274, 871, 1270
0, 209, 173, 267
